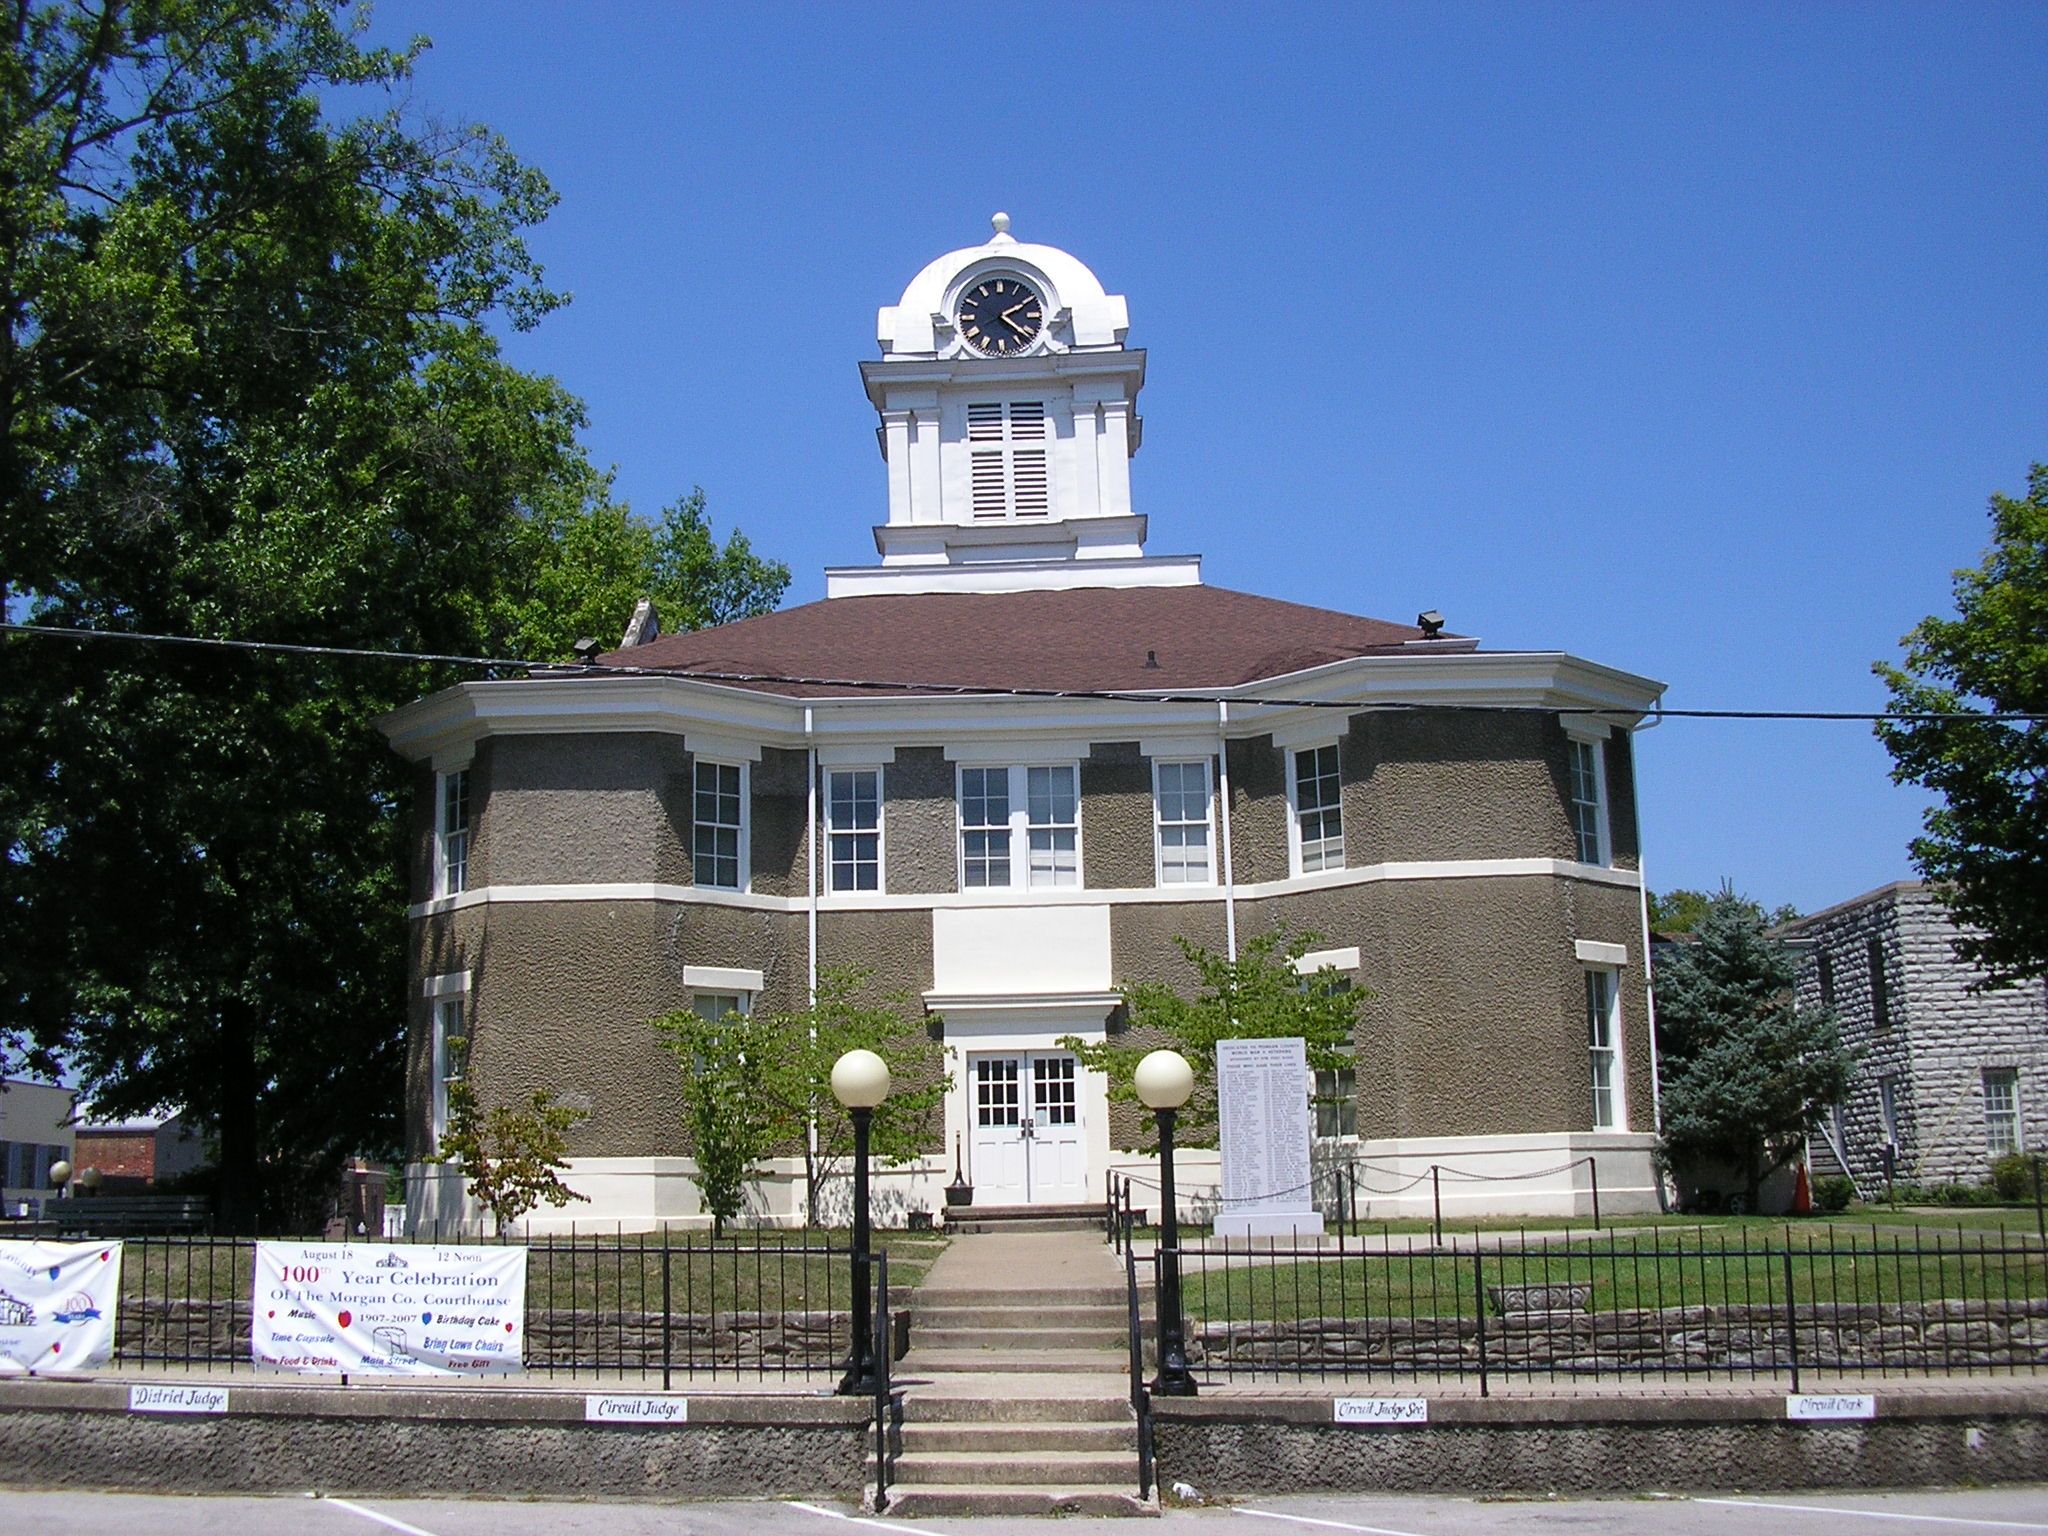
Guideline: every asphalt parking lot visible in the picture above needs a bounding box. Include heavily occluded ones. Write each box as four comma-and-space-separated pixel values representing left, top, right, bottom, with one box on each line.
5, 1488, 2048, 1536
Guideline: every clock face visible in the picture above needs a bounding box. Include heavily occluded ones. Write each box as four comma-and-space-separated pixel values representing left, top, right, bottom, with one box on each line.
956, 275, 1045, 356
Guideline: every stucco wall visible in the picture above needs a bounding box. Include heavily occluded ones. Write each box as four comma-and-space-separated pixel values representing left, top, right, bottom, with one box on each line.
884, 746, 956, 895
751, 746, 809, 897
1081, 741, 1155, 890
1100, 874, 1648, 1146
408, 900, 805, 1161
1226, 734, 1288, 885
471, 733, 693, 887
1341, 711, 1577, 865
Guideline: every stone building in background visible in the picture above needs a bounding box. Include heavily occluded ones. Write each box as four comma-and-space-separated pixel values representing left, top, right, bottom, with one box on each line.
381, 218, 1668, 1232
1787, 880, 2046, 1192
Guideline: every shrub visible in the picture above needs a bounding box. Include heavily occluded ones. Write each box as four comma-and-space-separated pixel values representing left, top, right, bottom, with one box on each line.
1990, 1152, 2041, 1203
1814, 1175, 1855, 1213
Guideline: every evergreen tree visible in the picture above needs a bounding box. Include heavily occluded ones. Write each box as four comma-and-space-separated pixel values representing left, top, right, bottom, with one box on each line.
1655, 891, 1854, 1209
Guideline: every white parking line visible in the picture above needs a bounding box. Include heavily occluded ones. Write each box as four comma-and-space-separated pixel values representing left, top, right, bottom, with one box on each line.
1695, 1498, 2048, 1531
324, 1499, 445, 1536
789, 1497, 935, 1535
1241, 1509, 1439, 1536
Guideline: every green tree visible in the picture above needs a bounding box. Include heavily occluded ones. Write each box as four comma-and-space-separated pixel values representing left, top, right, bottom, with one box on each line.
1876, 464, 2048, 986
655, 969, 949, 1228
1061, 927, 1365, 1149
1651, 887, 1800, 935
0, 2, 786, 1230
649, 1001, 776, 1236
431, 1067, 589, 1238
1654, 891, 1855, 1209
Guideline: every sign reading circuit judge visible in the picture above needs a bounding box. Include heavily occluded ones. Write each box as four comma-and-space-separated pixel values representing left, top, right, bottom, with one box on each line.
252, 1242, 526, 1375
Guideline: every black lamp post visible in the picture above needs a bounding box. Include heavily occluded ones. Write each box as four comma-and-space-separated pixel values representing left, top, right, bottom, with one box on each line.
1136, 1048, 1197, 1397
833, 1047, 891, 1396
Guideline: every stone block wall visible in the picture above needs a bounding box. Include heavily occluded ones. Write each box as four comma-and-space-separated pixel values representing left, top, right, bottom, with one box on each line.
1792, 884, 2047, 1187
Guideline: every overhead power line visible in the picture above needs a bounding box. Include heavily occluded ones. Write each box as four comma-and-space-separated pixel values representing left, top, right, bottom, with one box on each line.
3, 620, 2041, 724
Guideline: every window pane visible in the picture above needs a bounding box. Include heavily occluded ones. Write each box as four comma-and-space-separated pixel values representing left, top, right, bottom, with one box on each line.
1984, 1069, 2021, 1155
1294, 746, 1343, 872
694, 762, 744, 889
828, 770, 881, 892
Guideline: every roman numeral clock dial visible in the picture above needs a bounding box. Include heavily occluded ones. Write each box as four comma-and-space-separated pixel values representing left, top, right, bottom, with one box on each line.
957, 275, 1045, 356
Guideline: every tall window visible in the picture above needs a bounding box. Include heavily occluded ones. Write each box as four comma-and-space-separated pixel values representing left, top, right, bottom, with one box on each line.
435, 769, 470, 896
1313, 1061, 1357, 1139
1154, 760, 1214, 886
1879, 1075, 1901, 1147
431, 997, 466, 1152
967, 399, 1050, 519
1585, 970, 1620, 1131
827, 769, 881, 893
958, 764, 1079, 890
1566, 737, 1607, 865
1984, 1068, 2022, 1156
1868, 937, 1890, 1030
959, 767, 1011, 888
1816, 950, 1836, 1009
693, 760, 745, 890
1026, 766, 1079, 887
1290, 744, 1344, 874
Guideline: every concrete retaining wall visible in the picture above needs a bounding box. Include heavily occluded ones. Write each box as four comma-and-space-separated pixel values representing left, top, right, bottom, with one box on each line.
0, 1380, 867, 1499
1155, 1390, 2048, 1495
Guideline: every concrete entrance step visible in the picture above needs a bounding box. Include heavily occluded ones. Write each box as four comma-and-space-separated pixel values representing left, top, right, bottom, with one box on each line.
918, 1301, 1127, 1330
903, 1347, 1126, 1374
902, 1386, 1131, 1422
917, 1284, 1125, 1308
899, 1419, 1134, 1452
880, 1484, 1157, 1518
946, 1215, 1105, 1235
914, 1325, 1127, 1351
892, 1448, 1136, 1487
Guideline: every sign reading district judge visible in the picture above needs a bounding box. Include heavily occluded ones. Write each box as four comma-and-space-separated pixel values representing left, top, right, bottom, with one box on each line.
0, 1239, 122, 1374
253, 1241, 526, 1375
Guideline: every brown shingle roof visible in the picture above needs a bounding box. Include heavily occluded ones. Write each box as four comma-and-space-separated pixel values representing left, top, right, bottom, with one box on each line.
598, 585, 1456, 698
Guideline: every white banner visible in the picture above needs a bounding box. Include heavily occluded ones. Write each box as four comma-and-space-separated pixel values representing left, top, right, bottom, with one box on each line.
252, 1241, 526, 1375
0, 1240, 122, 1374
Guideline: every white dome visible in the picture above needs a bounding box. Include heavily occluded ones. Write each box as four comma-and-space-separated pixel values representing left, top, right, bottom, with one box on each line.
877, 214, 1130, 356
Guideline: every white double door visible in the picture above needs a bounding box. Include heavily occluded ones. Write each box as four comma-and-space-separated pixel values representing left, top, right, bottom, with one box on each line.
969, 1051, 1087, 1206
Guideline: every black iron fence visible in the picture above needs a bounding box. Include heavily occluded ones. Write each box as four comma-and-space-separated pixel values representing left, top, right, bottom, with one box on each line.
1126, 1225, 2048, 1392
11, 1227, 865, 1383
1107, 1156, 1606, 1252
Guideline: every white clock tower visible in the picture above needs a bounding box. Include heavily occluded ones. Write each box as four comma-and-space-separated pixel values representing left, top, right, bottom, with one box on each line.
826, 214, 1201, 598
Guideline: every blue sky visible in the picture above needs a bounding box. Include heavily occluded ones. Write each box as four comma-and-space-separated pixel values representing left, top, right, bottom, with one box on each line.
364, 2, 2046, 917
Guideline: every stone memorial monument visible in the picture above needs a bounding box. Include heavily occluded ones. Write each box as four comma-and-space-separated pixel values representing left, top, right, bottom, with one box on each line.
1214, 1036, 1325, 1239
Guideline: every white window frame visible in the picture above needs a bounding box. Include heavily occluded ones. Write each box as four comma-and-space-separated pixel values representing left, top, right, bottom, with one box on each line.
1983, 1068, 2022, 1156
1152, 758, 1216, 887
826, 766, 885, 895
1565, 732, 1610, 867
692, 758, 749, 892
1312, 1052, 1358, 1141
690, 990, 753, 1025
434, 768, 471, 897
1286, 741, 1345, 876
955, 762, 1082, 891
1584, 968, 1625, 1132
430, 993, 467, 1154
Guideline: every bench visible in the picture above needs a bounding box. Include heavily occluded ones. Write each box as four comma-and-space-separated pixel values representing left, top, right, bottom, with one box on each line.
42, 1194, 214, 1235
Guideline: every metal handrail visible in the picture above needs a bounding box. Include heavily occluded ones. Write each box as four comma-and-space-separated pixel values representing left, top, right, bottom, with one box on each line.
1125, 1247, 1155, 1503
870, 1250, 894, 1511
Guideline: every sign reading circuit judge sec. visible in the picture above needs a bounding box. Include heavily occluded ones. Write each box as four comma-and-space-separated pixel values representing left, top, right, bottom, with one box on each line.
252, 1242, 526, 1375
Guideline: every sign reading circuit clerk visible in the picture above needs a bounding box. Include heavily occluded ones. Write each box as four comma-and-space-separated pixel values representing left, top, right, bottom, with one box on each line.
251, 1242, 527, 1376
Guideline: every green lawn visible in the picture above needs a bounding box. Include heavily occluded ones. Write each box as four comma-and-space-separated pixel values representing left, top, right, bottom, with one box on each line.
110, 1229, 947, 1313
1175, 1219, 2047, 1322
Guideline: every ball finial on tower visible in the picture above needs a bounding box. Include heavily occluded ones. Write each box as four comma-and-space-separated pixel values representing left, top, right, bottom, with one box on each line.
991, 211, 1012, 237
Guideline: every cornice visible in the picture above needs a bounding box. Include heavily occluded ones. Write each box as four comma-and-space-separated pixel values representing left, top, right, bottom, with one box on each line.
378, 649, 1666, 764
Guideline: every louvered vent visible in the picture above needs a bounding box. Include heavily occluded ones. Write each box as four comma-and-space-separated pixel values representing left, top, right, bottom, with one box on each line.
965, 401, 1051, 519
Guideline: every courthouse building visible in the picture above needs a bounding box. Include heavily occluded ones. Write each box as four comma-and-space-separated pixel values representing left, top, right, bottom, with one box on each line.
383, 218, 1666, 1231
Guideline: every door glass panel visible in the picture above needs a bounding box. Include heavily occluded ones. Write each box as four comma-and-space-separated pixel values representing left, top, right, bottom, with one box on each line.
1033, 1055, 1077, 1126
976, 1057, 1020, 1127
